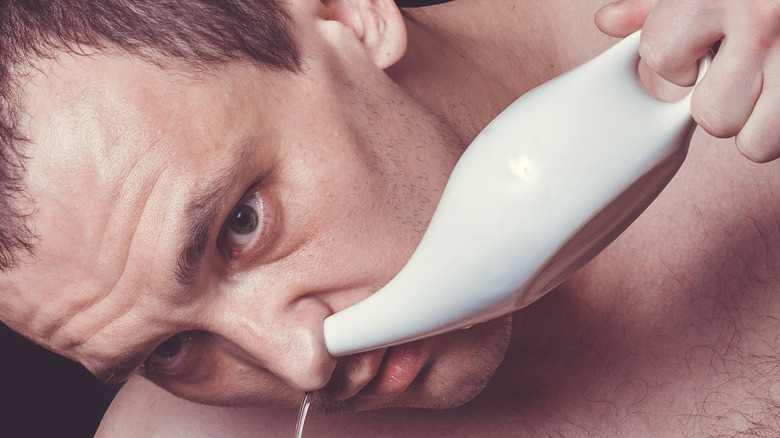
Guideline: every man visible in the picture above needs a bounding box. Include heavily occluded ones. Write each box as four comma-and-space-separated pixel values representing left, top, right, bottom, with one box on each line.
1, 0, 779, 436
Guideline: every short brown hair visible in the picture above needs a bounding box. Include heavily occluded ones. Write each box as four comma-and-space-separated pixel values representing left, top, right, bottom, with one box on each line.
0, 0, 300, 271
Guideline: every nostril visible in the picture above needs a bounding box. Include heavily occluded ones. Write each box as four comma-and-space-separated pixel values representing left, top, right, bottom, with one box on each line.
276, 298, 339, 391
281, 332, 337, 391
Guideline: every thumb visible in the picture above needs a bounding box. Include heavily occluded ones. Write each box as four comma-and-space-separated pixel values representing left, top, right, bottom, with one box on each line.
595, 0, 659, 37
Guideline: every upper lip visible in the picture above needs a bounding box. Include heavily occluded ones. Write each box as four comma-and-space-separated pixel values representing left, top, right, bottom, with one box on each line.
323, 348, 388, 401
322, 340, 428, 402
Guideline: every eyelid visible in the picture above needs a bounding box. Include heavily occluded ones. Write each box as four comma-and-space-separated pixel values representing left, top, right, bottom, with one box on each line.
219, 187, 275, 260
142, 332, 198, 377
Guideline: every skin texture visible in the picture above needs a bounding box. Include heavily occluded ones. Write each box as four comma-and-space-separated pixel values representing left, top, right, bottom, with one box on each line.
2, 0, 780, 436
3, 0, 514, 412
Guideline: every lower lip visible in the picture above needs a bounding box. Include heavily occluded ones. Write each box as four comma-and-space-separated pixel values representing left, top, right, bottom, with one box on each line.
359, 341, 427, 398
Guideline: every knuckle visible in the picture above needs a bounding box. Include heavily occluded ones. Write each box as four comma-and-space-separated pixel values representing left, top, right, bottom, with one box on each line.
735, 132, 780, 164
749, 0, 780, 44
638, 38, 672, 72
638, 36, 689, 79
691, 100, 739, 139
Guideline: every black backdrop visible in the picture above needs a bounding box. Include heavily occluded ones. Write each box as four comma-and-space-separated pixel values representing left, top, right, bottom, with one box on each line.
1, 322, 119, 437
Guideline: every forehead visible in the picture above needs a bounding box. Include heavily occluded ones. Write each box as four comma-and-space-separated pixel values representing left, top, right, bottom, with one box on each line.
2, 52, 280, 358
24, 53, 265, 169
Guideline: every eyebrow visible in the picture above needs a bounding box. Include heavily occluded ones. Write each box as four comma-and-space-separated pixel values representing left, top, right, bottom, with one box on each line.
175, 145, 249, 286
92, 190, 226, 383
174, 183, 227, 286
94, 146, 251, 383
94, 352, 149, 385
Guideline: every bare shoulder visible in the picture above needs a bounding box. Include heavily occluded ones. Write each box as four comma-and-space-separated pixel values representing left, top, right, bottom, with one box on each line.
96, 377, 497, 437
96, 377, 298, 438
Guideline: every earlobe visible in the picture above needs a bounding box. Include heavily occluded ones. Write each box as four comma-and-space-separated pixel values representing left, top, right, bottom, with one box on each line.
321, 0, 408, 69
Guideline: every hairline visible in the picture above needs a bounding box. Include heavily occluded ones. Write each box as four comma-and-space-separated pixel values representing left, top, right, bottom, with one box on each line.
0, 0, 303, 272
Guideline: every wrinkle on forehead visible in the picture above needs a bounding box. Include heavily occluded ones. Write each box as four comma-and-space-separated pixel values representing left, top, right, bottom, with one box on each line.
9, 53, 203, 350
5, 50, 277, 370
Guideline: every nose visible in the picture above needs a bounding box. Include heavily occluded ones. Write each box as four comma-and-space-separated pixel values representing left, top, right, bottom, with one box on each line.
217, 292, 338, 392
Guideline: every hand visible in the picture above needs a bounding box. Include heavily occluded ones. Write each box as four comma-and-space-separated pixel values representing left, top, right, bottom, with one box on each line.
595, 0, 780, 162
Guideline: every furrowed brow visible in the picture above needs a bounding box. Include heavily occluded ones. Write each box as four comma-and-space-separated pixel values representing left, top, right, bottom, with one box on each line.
175, 143, 250, 286
175, 184, 225, 286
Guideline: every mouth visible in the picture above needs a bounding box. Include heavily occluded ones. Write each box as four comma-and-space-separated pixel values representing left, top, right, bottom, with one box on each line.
323, 340, 428, 403
357, 340, 428, 399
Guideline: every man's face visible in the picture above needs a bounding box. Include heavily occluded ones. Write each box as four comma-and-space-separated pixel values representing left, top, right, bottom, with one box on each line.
1, 20, 511, 411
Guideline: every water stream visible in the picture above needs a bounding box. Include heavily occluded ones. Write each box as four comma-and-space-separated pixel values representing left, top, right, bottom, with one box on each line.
293, 392, 312, 438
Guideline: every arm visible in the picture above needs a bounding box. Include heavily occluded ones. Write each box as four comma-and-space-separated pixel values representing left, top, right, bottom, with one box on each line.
596, 0, 780, 162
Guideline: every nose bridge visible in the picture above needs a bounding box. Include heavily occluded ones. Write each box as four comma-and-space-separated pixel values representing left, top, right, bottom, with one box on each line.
217, 289, 337, 392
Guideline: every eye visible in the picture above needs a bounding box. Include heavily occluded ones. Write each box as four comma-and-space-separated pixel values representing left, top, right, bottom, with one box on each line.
222, 191, 269, 258
143, 332, 194, 375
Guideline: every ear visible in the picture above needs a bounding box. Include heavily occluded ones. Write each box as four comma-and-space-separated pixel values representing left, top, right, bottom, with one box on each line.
320, 0, 408, 69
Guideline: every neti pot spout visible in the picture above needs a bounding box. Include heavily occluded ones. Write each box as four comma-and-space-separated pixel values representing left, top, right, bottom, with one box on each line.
323, 31, 711, 357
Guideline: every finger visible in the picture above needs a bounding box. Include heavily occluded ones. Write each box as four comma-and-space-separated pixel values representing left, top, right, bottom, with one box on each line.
730, 1, 780, 162
734, 58, 780, 163
639, 0, 723, 86
737, 90, 780, 163
743, 0, 780, 50
595, 0, 659, 37
690, 35, 763, 141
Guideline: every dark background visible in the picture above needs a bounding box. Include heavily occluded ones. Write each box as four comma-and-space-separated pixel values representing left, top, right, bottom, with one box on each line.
1, 322, 120, 438
396, 0, 453, 6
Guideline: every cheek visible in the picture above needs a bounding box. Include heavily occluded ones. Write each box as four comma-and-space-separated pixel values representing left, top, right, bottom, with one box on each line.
413, 316, 513, 406
278, 72, 461, 240
155, 350, 301, 408
279, 144, 430, 270
310, 186, 428, 284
